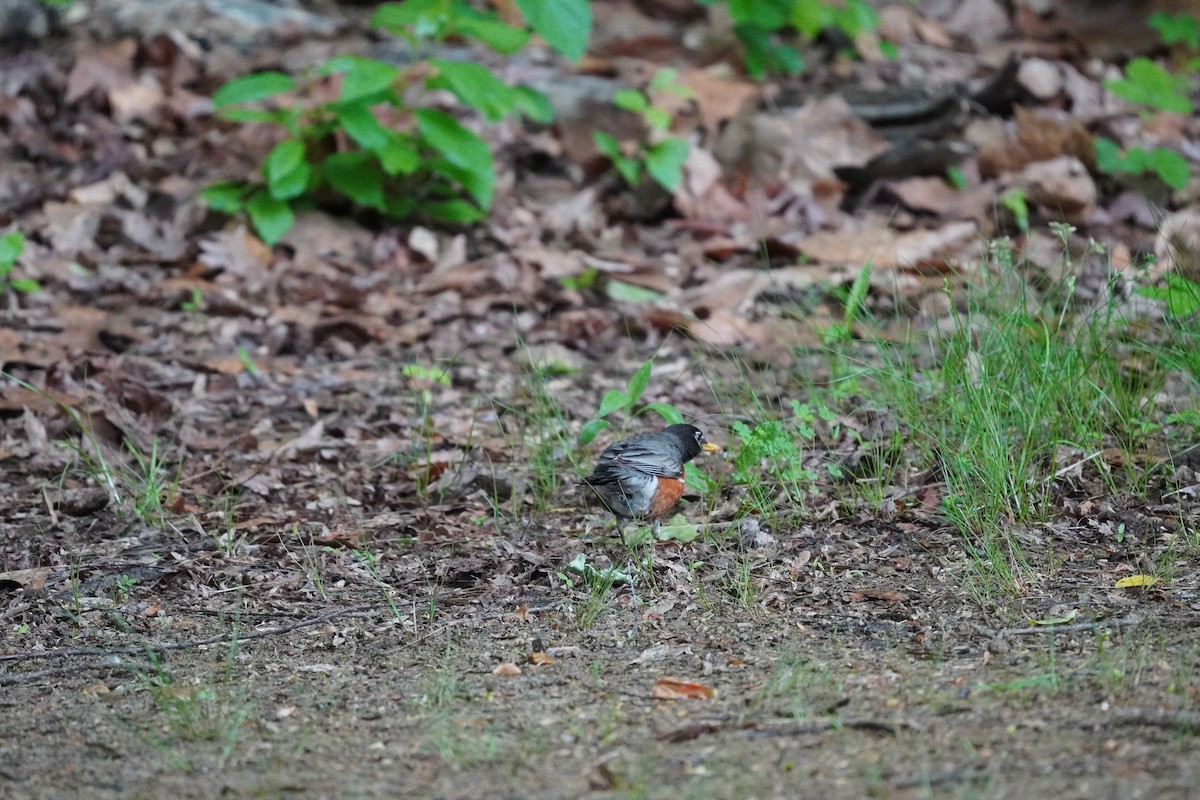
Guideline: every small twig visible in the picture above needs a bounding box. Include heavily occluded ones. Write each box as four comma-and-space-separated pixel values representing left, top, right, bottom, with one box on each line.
0, 661, 139, 687
1093, 707, 1200, 729
747, 719, 899, 738
0, 603, 382, 663
1054, 449, 1105, 478
991, 614, 1141, 638
891, 768, 988, 790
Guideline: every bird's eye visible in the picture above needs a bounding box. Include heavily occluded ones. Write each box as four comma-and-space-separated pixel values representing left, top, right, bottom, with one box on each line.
694, 431, 703, 441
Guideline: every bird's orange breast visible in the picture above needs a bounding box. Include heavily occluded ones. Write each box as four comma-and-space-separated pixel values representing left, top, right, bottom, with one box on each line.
647, 476, 686, 519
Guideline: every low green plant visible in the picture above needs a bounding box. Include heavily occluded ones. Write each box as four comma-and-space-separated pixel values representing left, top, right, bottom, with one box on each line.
578, 358, 685, 445
1150, 10, 1200, 49
1095, 137, 1191, 190
564, 553, 625, 627
113, 574, 137, 603
202, 0, 592, 243
700, 0, 881, 79
1094, 20, 1197, 190
593, 68, 692, 192
137, 637, 253, 771
0, 231, 41, 297
730, 400, 836, 514
999, 188, 1030, 233
352, 549, 403, 622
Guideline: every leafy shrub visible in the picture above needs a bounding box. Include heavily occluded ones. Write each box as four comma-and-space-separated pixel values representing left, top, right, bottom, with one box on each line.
593, 68, 692, 192
0, 232, 40, 296
203, 0, 590, 243
1095, 18, 1198, 191
700, 0, 880, 79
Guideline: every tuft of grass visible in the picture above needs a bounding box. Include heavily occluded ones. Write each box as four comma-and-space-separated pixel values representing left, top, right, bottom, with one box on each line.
134, 635, 254, 772
855, 234, 1192, 588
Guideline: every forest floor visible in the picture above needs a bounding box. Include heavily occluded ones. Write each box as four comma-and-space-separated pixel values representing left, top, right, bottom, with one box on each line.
2, 1, 1200, 798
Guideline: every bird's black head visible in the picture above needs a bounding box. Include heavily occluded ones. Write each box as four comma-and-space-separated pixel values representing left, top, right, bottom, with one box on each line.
663, 423, 718, 462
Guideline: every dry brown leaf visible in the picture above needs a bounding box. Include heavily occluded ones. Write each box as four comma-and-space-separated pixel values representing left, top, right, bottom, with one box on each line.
795, 221, 978, 270
493, 662, 522, 677
881, 177, 993, 220
529, 652, 555, 666
0, 567, 54, 593
674, 68, 759, 138
65, 39, 139, 104
200, 226, 273, 282
652, 676, 717, 700
716, 94, 888, 190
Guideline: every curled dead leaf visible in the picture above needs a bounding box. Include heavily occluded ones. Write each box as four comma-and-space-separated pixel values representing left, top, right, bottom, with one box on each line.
493, 662, 522, 677
652, 676, 716, 700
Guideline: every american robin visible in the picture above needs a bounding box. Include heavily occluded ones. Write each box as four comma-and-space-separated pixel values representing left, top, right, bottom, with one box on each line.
581, 423, 720, 530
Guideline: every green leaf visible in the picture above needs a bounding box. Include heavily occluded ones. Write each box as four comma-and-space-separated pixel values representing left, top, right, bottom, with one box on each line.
1149, 11, 1200, 49
415, 109, 494, 208
613, 89, 648, 112
577, 418, 611, 446
643, 107, 671, 131
639, 402, 684, 425
644, 137, 688, 191
791, 0, 836, 37
1137, 273, 1200, 316
0, 231, 25, 267
401, 363, 451, 385
594, 131, 641, 185
369, 0, 451, 39
324, 56, 401, 103
264, 140, 311, 200
385, 195, 417, 219
1106, 57, 1193, 114
626, 359, 653, 405
656, 514, 700, 542
10, 277, 40, 294
684, 465, 714, 493
514, 86, 554, 124
322, 152, 386, 211
336, 103, 391, 151
429, 59, 518, 121
212, 72, 295, 108
605, 279, 662, 303
246, 191, 294, 246
423, 199, 486, 223
217, 108, 290, 124
733, 23, 803, 79
1148, 147, 1191, 189
1093, 136, 1123, 173
730, 0, 787, 29
200, 182, 248, 213
597, 389, 631, 418
648, 68, 680, 93
593, 130, 622, 159
515, 0, 592, 61
378, 132, 421, 175
456, 10, 530, 54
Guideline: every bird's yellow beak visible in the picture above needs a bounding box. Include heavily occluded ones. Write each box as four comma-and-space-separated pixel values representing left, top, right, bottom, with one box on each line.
701, 442, 721, 453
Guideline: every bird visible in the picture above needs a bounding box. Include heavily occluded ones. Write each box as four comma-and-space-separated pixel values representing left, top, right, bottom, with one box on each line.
581, 423, 720, 532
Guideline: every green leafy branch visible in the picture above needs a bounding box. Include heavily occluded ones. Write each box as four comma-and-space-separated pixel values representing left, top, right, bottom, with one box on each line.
203, 0, 590, 244
0, 232, 41, 296
593, 68, 692, 193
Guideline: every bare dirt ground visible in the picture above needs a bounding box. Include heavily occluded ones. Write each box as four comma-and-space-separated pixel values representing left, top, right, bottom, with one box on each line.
3, 1, 1200, 798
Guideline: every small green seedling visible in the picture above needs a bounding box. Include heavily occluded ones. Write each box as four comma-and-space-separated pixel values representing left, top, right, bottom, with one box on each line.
0, 232, 41, 296
593, 68, 692, 192
578, 358, 684, 445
